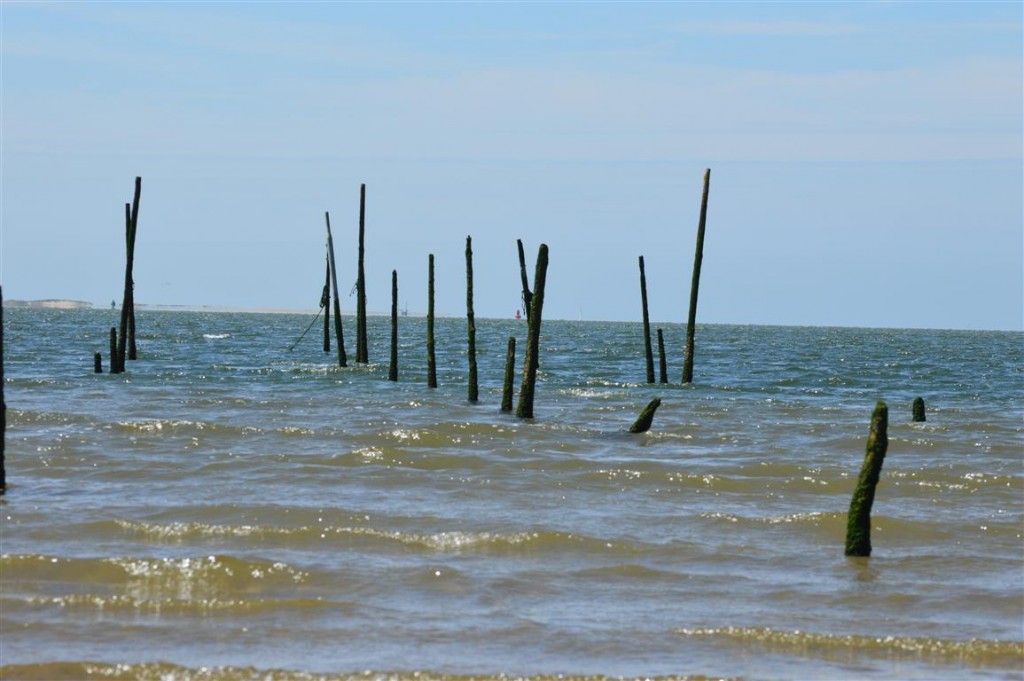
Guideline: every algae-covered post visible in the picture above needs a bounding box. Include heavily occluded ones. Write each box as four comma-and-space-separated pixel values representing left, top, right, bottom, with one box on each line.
517, 239, 533, 323
322, 257, 331, 353
629, 398, 662, 434
516, 244, 549, 419
427, 254, 437, 389
913, 397, 926, 422
682, 168, 711, 384
117, 177, 142, 371
501, 336, 516, 413
639, 256, 655, 383
94, 352, 103, 374
657, 328, 668, 384
466, 236, 479, 403
1, 286, 6, 492
325, 212, 347, 367
356, 184, 369, 364
389, 270, 399, 382
109, 327, 120, 375
845, 401, 889, 557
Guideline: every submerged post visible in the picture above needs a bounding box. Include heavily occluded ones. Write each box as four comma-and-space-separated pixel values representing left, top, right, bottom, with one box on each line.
682, 168, 711, 384
629, 398, 662, 434
356, 183, 368, 364
94, 352, 103, 374
501, 336, 516, 413
657, 328, 668, 384
912, 397, 926, 422
389, 270, 398, 381
427, 254, 437, 388
323, 257, 331, 353
516, 244, 549, 419
466, 236, 479, 403
325, 212, 347, 367
517, 239, 533, 322
845, 401, 889, 557
639, 255, 654, 383
118, 178, 142, 371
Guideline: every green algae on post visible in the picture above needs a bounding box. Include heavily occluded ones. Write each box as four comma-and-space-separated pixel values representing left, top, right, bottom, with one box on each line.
427, 254, 437, 389
324, 212, 347, 367
639, 255, 654, 383
683, 168, 711, 384
657, 328, 668, 384
501, 336, 516, 413
356, 183, 368, 364
516, 244, 549, 419
389, 270, 398, 382
629, 397, 662, 434
845, 401, 889, 557
466, 236, 479, 403
913, 397, 926, 422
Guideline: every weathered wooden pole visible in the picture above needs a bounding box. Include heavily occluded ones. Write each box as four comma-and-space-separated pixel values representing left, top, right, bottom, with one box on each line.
845, 401, 889, 557
389, 270, 398, 381
516, 244, 549, 419
466, 236, 479, 403
322, 256, 331, 353
629, 398, 662, 434
117, 177, 142, 371
639, 255, 654, 383
325, 212, 347, 367
94, 352, 103, 374
657, 328, 668, 384
1, 286, 6, 492
682, 168, 710, 384
109, 327, 120, 375
356, 183, 368, 364
427, 254, 437, 389
501, 336, 516, 413
912, 397, 926, 422
126, 203, 138, 362
517, 239, 533, 322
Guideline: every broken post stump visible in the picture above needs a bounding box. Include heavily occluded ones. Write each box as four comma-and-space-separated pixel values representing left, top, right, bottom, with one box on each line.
629, 398, 662, 434
427, 254, 437, 389
845, 401, 889, 557
639, 255, 654, 383
466, 236, 479, 403
516, 244, 549, 419
682, 168, 711, 384
912, 397, 926, 422
389, 270, 398, 382
657, 328, 668, 384
501, 336, 516, 413
94, 352, 103, 374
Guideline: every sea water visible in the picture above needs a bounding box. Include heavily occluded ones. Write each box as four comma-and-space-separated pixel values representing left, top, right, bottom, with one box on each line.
1, 309, 1021, 680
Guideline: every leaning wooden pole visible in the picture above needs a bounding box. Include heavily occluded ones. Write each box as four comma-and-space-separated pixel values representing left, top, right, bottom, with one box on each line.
466, 236, 479, 403
639, 255, 655, 383
389, 270, 398, 381
682, 168, 710, 384
517, 239, 533, 322
117, 177, 141, 372
427, 254, 437, 389
845, 401, 890, 557
356, 183, 368, 364
322, 256, 331, 353
516, 244, 549, 419
629, 398, 662, 434
1, 286, 6, 492
325, 212, 347, 367
501, 336, 516, 413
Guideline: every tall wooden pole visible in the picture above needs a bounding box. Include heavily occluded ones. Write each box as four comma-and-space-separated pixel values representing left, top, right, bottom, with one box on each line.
639, 255, 654, 383
682, 168, 710, 384
109, 327, 120, 375
427, 254, 437, 388
501, 336, 516, 413
466, 236, 479, 403
516, 244, 549, 419
322, 256, 331, 353
517, 239, 533, 322
1, 286, 6, 492
126, 203, 138, 361
356, 184, 368, 364
845, 402, 889, 557
657, 328, 668, 384
389, 270, 398, 381
117, 177, 141, 372
325, 212, 347, 367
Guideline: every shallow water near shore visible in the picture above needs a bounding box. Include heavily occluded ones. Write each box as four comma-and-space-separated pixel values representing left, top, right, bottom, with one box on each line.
1, 309, 1021, 680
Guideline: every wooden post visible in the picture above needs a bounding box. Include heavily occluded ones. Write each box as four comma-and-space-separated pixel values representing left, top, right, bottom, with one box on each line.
118, 178, 142, 371
657, 328, 668, 384
501, 336, 516, 413
517, 239, 533, 322
682, 168, 710, 384
325, 212, 347, 367
94, 352, 103, 374
389, 270, 399, 381
845, 401, 889, 557
109, 327, 120, 375
639, 255, 654, 383
322, 256, 331, 353
516, 244, 549, 419
356, 183, 368, 364
629, 398, 662, 434
466, 236, 479, 403
912, 397, 926, 422
1, 286, 6, 492
427, 254, 437, 388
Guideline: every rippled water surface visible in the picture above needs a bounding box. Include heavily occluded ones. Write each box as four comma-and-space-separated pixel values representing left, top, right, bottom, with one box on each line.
1, 309, 1021, 680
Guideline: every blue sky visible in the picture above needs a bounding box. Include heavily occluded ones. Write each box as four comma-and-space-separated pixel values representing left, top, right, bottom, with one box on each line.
2, 1, 1021, 330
